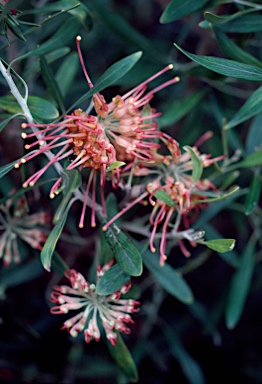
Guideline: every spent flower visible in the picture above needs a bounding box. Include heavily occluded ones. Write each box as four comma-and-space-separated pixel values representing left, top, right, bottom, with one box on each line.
0, 192, 50, 267
50, 260, 140, 346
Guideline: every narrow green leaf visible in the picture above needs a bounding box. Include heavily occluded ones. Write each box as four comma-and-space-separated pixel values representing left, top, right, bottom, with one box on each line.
226, 86, 262, 130
71, 51, 142, 109
0, 0, 23, 21
174, 44, 262, 81
236, 150, 262, 168
204, 9, 254, 26
23, 0, 81, 14
193, 188, 244, 228
55, 52, 79, 98
191, 186, 240, 205
51, 251, 70, 274
158, 90, 206, 128
41, 203, 71, 272
103, 222, 143, 277
0, 153, 34, 179
143, 248, 194, 304
107, 332, 138, 383
183, 145, 203, 182
217, 14, 262, 33
0, 113, 23, 132
245, 170, 261, 215
201, 238, 236, 253
225, 236, 257, 329
213, 28, 262, 69
53, 169, 82, 224
13, 16, 82, 62
106, 161, 125, 172
165, 327, 206, 384
160, 0, 209, 23
246, 113, 262, 155
0, 178, 57, 205
93, 1, 165, 63
39, 55, 65, 113
96, 263, 130, 296
154, 190, 176, 208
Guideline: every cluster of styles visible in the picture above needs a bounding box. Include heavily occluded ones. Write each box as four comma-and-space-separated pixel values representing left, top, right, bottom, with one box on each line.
5, 36, 224, 345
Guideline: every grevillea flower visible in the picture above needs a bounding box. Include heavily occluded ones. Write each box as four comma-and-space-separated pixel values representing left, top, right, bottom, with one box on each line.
50, 260, 140, 346
15, 36, 179, 228
0, 192, 50, 267
103, 133, 225, 264
75, 36, 180, 163
16, 109, 119, 228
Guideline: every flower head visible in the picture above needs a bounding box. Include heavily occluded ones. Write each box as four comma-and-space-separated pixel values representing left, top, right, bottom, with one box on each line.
50, 260, 140, 346
103, 132, 225, 264
15, 37, 179, 229
0, 192, 50, 267
16, 109, 119, 228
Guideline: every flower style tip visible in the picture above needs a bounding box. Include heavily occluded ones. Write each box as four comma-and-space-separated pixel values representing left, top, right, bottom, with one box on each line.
76, 35, 109, 119
50, 261, 140, 346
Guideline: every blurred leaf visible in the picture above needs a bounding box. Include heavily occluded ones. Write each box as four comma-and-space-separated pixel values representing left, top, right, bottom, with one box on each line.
246, 113, 262, 155
23, 0, 82, 14
245, 170, 261, 215
201, 238, 236, 253
0, 178, 57, 205
53, 169, 82, 224
183, 145, 203, 182
39, 55, 65, 113
93, 0, 166, 63
72, 51, 143, 109
225, 236, 257, 329
194, 188, 244, 228
174, 44, 262, 81
0, 113, 23, 132
143, 248, 194, 304
0, 0, 23, 21
41, 203, 71, 272
107, 332, 138, 383
0, 95, 59, 121
96, 263, 130, 296
226, 85, 262, 129
24, 47, 71, 80
154, 190, 176, 208
160, 0, 209, 23
0, 153, 34, 179
14, 16, 82, 61
204, 9, 254, 26
215, 13, 262, 33
213, 28, 262, 68
165, 327, 206, 384
51, 251, 70, 274
0, 257, 43, 288
236, 149, 262, 168
158, 90, 206, 128
55, 52, 79, 98
103, 223, 143, 277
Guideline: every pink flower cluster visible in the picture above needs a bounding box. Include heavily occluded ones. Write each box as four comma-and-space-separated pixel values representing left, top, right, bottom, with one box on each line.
50, 260, 140, 346
0, 192, 50, 267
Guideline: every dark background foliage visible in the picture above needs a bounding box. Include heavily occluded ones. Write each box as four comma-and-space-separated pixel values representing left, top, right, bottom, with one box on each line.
0, 0, 262, 383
